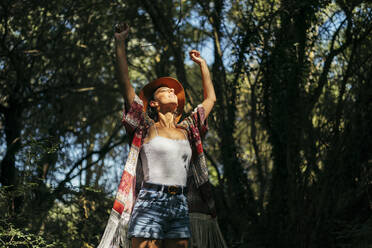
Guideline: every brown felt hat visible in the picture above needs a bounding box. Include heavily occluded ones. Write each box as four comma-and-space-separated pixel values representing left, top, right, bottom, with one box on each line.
139, 77, 185, 123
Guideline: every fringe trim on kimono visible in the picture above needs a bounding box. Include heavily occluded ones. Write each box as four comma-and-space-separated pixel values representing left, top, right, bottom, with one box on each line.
188, 213, 228, 248
97, 211, 132, 248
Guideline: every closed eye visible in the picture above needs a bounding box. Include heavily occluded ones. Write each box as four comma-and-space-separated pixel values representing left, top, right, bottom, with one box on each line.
156, 87, 170, 94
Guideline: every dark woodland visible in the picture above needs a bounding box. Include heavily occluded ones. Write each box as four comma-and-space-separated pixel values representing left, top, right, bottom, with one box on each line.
0, 0, 371, 247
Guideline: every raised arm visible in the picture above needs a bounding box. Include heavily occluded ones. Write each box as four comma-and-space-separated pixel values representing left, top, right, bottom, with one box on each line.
114, 23, 135, 110
189, 50, 216, 118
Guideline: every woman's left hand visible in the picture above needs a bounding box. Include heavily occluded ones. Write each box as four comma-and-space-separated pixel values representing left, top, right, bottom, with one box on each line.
189, 50, 206, 65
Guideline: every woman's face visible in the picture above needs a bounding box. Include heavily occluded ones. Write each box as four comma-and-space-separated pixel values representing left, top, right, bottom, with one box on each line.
152, 87, 178, 108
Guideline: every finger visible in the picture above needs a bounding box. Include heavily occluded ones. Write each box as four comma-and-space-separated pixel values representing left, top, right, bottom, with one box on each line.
190, 53, 198, 60
115, 24, 124, 33
190, 52, 199, 59
193, 52, 201, 58
114, 24, 120, 33
190, 54, 201, 63
190, 49, 200, 56
115, 23, 129, 33
189, 50, 196, 56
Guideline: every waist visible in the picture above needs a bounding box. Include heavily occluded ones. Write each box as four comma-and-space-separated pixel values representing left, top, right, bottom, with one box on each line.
142, 181, 188, 195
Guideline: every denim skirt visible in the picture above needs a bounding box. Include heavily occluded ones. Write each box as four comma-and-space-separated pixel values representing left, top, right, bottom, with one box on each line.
127, 187, 191, 239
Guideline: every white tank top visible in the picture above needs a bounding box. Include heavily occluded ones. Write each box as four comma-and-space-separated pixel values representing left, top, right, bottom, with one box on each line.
140, 125, 192, 186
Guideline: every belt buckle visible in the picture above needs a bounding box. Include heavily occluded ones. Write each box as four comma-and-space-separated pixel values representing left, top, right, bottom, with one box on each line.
168, 185, 178, 195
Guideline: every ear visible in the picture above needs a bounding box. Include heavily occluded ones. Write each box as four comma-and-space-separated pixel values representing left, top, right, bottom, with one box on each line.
149, 100, 158, 108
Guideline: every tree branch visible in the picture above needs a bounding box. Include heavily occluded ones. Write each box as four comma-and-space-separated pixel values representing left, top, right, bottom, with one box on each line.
54, 123, 124, 195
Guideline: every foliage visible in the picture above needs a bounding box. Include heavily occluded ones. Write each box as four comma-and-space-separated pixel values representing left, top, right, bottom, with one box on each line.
1, 0, 371, 247
0, 221, 60, 248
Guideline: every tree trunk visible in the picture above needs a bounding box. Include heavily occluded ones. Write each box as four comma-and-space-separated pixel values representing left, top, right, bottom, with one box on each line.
0, 98, 22, 213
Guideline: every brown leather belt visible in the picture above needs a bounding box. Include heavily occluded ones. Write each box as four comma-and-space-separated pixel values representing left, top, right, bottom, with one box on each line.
142, 182, 188, 195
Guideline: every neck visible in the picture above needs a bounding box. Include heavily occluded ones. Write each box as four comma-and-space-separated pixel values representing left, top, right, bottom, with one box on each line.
157, 112, 176, 128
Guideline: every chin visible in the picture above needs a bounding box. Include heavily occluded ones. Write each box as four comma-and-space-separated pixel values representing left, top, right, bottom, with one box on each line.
169, 98, 178, 105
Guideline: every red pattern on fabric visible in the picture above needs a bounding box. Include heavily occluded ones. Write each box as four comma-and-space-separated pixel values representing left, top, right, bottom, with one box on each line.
113, 200, 124, 214
197, 142, 203, 154
133, 133, 141, 147
118, 171, 134, 195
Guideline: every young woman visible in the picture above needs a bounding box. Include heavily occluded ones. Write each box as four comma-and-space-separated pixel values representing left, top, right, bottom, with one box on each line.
98, 23, 216, 248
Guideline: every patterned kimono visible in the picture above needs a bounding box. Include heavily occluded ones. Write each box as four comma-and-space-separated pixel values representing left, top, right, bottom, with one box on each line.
98, 94, 212, 248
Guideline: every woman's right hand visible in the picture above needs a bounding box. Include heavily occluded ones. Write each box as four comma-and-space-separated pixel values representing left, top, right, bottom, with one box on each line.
114, 23, 130, 43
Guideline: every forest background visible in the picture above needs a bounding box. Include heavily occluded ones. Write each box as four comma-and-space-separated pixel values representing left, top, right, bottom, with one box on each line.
0, 0, 371, 247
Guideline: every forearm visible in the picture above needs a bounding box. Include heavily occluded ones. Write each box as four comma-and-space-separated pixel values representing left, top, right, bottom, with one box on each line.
116, 41, 134, 108
200, 62, 216, 102
199, 61, 216, 118
189, 49, 216, 117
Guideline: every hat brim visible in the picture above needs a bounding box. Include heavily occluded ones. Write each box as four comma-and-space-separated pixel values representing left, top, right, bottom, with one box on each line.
139, 77, 185, 123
